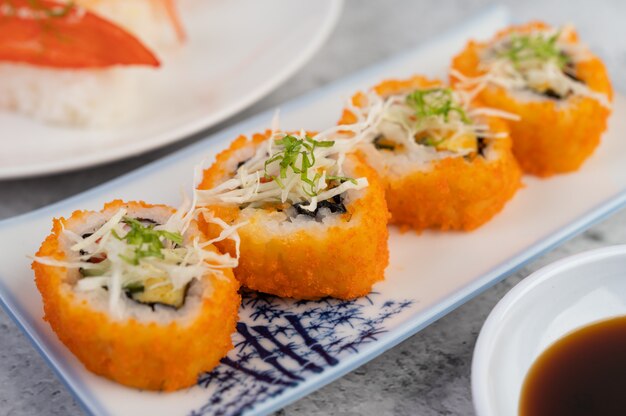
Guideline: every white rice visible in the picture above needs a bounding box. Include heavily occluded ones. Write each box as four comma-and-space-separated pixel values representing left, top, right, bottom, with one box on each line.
0, 64, 147, 127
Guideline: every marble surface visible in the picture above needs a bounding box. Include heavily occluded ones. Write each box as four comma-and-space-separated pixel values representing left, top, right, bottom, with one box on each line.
1, 0, 625, 415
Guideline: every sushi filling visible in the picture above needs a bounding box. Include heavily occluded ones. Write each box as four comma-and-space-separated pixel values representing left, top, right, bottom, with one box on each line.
75, 217, 190, 310
451, 26, 610, 108
293, 194, 347, 217
487, 30, 579, 99
230, 160, 349, 220
34, 205, 239, 318
348, 87, 516, 163
197, 129, 369, 222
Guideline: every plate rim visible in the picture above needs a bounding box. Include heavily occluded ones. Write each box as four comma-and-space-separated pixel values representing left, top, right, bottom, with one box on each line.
0, 0, 343, 180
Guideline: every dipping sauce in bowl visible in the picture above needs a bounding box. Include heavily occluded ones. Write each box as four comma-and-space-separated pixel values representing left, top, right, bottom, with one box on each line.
520, 315, 626, 416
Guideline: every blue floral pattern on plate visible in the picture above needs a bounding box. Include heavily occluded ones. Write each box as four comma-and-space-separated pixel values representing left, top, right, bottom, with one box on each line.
192, 290, 414, 416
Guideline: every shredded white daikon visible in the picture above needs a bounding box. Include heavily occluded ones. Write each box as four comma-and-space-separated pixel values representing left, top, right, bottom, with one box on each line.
451, 25, 611, 109
196, 119, 371, 213
347, 86, 516, 160
33, 202, 241, 318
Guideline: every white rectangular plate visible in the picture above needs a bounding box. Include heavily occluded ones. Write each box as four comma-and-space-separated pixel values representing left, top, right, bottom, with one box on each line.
1, 6, 625, 416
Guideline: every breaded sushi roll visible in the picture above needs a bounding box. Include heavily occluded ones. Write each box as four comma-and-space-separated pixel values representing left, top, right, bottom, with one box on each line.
196, 127, 389, 300
339, 76, 522, 231
451, 22, 613, 177
32, 200, 240, 391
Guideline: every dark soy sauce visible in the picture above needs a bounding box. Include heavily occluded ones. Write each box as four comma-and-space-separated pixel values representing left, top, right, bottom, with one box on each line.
520, 315, 626, 416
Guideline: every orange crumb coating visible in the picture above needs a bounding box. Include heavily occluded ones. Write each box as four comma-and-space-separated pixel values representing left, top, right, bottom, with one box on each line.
382, 126, 521, 231
198, 134, 390, 300
339, 75, 522, 231
32, 200, 240, 391
450, 21, 613, 177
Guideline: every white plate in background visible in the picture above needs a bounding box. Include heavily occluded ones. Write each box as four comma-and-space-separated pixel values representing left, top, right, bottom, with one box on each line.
0, 0, 342, 179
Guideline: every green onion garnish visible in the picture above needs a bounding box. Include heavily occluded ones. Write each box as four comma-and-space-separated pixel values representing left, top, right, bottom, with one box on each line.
263, 135, 343, 196
406, 88, 471, 124
499, 31, 568, 70
114, 217, 183, 265
327, 175, 358, 185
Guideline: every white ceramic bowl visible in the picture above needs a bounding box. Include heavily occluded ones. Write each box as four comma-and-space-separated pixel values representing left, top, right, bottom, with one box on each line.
472, 245, 626, 416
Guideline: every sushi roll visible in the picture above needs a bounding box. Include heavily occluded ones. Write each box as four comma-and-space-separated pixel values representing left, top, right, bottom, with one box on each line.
196, 128, 389, 300
32, 200, 240, 391
338, 75, 522, 231
0, 0, 184, 126
450, 22, 613, 177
